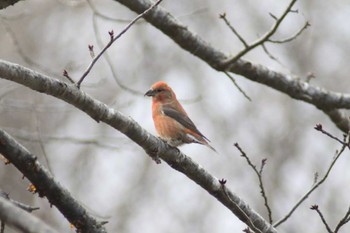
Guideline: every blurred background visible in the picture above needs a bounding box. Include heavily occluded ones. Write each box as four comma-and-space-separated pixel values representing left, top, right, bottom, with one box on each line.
1, 0, 350, 232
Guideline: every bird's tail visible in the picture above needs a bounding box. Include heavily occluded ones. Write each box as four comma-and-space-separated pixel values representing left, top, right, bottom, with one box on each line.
186, 133, 217, 153
205, 143, 217, 153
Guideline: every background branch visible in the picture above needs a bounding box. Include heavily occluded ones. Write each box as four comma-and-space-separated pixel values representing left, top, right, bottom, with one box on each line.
113, 0, 350, 132
0, 196, 58, 233
0, 128, 107, 233
0, 60, 277, 233
273, 140, 347, 227
74, 0, 163, 88
234, 143, 272, 223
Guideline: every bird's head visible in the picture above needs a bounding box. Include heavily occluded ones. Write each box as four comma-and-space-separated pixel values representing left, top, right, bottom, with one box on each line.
144, 81, 176, 103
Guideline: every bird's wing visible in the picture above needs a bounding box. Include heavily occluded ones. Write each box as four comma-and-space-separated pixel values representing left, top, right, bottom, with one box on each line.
162, 106, 210, 142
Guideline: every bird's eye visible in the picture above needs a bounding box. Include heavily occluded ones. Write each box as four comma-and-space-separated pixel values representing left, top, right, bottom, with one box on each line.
156, 89, 163, 92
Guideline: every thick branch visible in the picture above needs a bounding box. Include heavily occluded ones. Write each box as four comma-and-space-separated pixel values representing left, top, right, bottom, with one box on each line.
0, 60, 277, 233
113, 0, 350, 132
0, 0, 21, 9
0, 196, 58, 233
0, 128, 106, 232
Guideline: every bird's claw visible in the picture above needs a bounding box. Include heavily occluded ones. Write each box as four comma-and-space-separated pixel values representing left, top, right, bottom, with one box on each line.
152, 155, 161, 164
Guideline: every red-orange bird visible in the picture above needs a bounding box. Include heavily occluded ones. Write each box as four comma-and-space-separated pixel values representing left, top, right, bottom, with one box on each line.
145, 81, 216, 152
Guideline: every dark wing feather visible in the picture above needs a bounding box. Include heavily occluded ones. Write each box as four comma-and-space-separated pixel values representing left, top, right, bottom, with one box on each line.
162, 106, 210, 142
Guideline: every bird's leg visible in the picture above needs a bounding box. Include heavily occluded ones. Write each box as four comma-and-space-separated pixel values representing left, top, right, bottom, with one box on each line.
157, 136, 181, 153
152, 155, 161, 164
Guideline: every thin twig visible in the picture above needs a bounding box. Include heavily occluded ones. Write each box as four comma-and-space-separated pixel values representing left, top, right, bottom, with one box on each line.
334, 205, 350, 233
91, 13, 142, 94
261, 44, 285, 67
310, 205, 333, 233
219, 179, 263, 233
273, 141, 348, 227
314, 124, 350, 149
268, 21, 310, 44
63, 70, 75, 84
222, 0, 299, 68
234, 143, 273, 223
0, 191, 39, 212
75, 0, 163, 88
224, 72, 251, 101
219, 13, 248, 48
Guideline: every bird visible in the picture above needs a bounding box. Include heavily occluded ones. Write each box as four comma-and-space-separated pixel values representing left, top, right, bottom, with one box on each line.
144, 81, 216, 152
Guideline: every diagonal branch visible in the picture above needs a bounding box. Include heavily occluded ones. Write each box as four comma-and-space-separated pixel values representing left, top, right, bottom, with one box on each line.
0, 129, 107, 233
112, 0, 350, 133
0, 191, 39, 213
273, 142, 347, 227
268, 21, 310, 44
334, 205, 350, 233
0, 60, 278, 233
234, 143, 273, 223
310, 205, 333, 233
0, 196, 58, 233
221, 0, 298, 67
74, 0, 163, 88
219, 13, 249, 48
0, 0, 21, 10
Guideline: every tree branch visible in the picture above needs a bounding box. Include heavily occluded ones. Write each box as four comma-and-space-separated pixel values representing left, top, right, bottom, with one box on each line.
113, 0, 350, 132
234, 143, 272, 223
0, 0, 21, 10
0, 191, 39, 213
0, 128, 107, 233
74, 0, 163, 88
0, 60, 277, 233
0, 196, 58, 233
273, 141, 347, 227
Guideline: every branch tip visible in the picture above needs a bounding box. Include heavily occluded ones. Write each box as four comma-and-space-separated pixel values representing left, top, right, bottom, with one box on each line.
219, 178, 227, 185
108, 30, 114, 40
314, 123, 322, 131
88, 44, 95, 58
219, 12, 226, 18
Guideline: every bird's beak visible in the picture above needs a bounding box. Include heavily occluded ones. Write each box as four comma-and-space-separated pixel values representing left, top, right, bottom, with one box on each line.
144, 89, 156, 97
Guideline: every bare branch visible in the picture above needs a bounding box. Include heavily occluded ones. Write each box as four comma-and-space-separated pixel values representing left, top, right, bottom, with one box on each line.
112, 0, 350, 133
0, 61, 278, 233
0, 196, 58, 233
224, 72, 251, 101
322, 109, 350, 134
334, 205, 350, 233
273, 142, 347, 227
91, 12, 143, 95
314, 124, 350, 148
219, 13, 248, 48
0, 191, 39, 213
261, 44, 286, 67
234, 143, 273, 224
268, 21, 310, 44
0, 0, 21, 10
310, 205, 333, 233
222, 0, 299, 67
219, 179, 263, 233
62, 70, 74, 84
0, 129, 107, 233
75, 0, 164, 88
